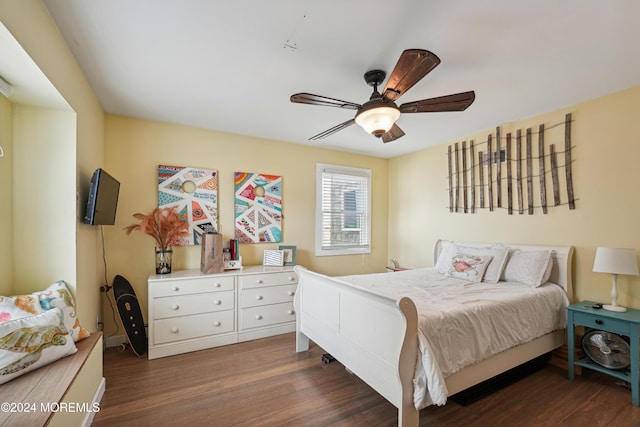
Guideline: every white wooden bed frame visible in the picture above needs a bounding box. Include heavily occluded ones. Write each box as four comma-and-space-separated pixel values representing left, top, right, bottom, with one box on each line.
293, 240, 574, 427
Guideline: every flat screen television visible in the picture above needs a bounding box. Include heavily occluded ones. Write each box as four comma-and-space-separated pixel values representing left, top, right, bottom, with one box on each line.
83, 168, 120, 225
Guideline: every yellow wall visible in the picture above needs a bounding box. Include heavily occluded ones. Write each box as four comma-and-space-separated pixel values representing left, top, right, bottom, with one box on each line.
102, 114, 388, 333
12, 105, 76, 291
389, 85, 640, 308
0, 95, 11, 293
0, 1, 105, 331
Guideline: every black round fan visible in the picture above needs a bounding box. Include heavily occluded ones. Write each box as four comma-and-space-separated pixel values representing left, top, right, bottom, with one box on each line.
582, 330, 631, 370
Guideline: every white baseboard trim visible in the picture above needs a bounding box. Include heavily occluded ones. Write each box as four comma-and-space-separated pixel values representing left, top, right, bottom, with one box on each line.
104, 334, 127, 348
81, 376, 105, 427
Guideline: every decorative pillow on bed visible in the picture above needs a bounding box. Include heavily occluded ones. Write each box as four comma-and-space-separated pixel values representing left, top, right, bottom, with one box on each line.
435, 241, 457, 274
445, 254, 493, 282
0, 308, 77, 385
451, 244, 510, 284
502, 249, 553, 287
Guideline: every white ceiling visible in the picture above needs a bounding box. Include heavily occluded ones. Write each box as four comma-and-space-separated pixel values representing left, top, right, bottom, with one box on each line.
39, 0, 640, 159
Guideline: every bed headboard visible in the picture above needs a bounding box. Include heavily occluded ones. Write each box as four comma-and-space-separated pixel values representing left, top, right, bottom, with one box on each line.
434, 240, 575, 302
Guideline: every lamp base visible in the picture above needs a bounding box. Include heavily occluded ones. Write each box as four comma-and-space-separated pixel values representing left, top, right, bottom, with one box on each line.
603, 304, 627, 312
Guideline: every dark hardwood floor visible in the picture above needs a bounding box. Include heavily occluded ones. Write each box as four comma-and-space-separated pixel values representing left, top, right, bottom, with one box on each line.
93, 333, 639, 426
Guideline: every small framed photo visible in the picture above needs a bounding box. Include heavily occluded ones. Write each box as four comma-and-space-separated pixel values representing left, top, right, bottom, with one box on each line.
278, 245, 297, 266
263, 250, 284, 266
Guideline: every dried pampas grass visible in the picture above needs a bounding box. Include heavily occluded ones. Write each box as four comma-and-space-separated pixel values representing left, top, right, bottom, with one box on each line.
124, 207, 189, 249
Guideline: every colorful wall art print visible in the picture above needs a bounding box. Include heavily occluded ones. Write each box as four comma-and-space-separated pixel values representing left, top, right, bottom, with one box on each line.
234, 172, 282, 243
158, 165, 218, 245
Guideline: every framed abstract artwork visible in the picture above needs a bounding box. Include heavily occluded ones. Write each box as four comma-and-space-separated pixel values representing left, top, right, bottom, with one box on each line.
158, 164, 218, 245
234, 172, 282, 243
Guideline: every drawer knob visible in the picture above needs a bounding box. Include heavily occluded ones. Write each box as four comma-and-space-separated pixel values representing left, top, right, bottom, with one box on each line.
256, 295, 263, 300
288, 310, 295, 315
214, 299, 222, 305
595, 319, 603, 325
255, 314, 263, 320
171, 327, 179, 333
214, 321, 221, 327
215, 282, 222, 288
288, 276, 295, 281
288, 291, 295, 296
256, 279, 263, 284
172, 286, 179, 292
171, 304, 180, 310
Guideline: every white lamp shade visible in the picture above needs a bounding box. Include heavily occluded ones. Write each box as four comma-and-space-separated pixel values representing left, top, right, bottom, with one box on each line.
355, 106, 400, 135
593, 247, 639, 276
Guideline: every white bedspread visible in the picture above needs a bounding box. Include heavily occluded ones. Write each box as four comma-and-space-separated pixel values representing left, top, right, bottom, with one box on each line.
338, 268, 569, 408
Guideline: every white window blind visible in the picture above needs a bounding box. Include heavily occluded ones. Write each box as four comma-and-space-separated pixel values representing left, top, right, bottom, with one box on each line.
316, 163, 371, 256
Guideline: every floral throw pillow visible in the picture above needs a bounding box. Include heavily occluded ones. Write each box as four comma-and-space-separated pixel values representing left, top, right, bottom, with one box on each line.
445, 254, 494, 282
0, 308, 77, 385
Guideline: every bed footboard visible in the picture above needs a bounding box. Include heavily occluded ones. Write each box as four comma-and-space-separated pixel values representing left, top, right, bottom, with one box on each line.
294, 266, 419, 427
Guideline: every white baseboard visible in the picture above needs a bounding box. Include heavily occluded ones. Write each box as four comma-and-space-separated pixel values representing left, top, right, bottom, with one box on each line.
81, 377, 105, 427
104, 334, 127, 348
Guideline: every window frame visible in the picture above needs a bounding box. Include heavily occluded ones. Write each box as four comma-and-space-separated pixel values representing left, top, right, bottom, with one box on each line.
315, 163, 372, 256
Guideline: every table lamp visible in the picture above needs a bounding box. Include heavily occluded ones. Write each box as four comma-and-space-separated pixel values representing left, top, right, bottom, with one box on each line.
592, 247, 639, 312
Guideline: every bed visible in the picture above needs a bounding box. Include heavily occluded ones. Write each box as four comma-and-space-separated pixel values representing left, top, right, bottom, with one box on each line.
293, 240, 574, 427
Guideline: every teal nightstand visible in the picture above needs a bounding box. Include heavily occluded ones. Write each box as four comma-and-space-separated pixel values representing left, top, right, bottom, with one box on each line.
567, 301, 640, 406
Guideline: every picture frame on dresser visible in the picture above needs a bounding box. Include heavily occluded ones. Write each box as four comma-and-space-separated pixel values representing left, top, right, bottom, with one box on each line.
263, 250, 285, 266
279, 245, 297, 266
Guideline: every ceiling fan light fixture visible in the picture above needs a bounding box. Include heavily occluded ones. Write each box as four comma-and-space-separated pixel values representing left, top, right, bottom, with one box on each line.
355, 104, 400, 137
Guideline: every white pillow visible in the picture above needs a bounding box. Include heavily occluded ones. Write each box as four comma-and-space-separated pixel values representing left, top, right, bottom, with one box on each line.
435, 242, 457, 273
0, 308, 77, 384
452, 244, 510, 284
445, 254, 494, 282
503, 249, 553, 287
0, 281, 91, 342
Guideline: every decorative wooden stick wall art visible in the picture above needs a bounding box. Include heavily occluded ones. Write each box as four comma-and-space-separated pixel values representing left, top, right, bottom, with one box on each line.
446, 113, 576, 214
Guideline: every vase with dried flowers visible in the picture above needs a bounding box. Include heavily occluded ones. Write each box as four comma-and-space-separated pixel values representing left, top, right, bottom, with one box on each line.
124, 207, 189, 274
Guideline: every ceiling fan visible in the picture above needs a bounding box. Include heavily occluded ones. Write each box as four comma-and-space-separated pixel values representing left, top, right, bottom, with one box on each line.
291, 49, 476, 143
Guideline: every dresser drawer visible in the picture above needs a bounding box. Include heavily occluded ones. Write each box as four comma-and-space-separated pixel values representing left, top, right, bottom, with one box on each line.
239, 272, 298, 289
240, 284, 297, 308
153, 290, 235, 319
572, 311, 630, 335
152, 276, 235, 297
153, 310, 235, 344
240, 302, 296, 329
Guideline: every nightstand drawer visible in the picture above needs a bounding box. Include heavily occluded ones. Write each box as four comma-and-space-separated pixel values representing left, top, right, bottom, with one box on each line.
572, 311, 630, 335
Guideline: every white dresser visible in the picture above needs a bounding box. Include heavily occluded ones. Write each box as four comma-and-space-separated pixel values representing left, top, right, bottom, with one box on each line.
147, 266, 298, 359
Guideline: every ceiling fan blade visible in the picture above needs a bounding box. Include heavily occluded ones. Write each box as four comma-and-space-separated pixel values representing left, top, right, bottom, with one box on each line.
291, 93, 360, 110
309, 119, 356, 140
399, 91, 476, 113
382, 49, 441, 102
381, 124, 405, 143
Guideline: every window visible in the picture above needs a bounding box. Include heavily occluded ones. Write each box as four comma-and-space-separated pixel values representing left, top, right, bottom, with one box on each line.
316, 163, 371, 256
